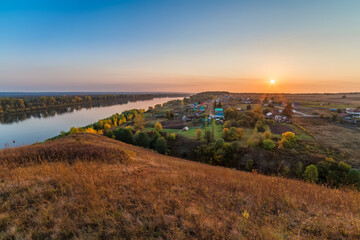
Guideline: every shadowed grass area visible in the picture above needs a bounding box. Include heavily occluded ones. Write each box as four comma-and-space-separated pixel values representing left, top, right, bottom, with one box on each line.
0, 133, 360, 239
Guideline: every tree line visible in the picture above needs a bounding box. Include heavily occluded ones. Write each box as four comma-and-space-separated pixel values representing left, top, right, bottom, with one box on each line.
0, 93, 186, 114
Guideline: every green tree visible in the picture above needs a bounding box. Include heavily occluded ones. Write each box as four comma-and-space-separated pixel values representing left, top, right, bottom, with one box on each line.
348, 168, 360, 189
150, 131, 161, 149
114, 128, 134, 144
155, 136, 167, 154
303, 165, 319, 183
134, 132, 150, 148
69, 127, 78, 134
263, 139, 275, 150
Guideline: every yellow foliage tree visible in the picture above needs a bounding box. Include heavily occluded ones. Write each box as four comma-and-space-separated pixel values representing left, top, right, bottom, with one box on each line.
154, 122, 163, 132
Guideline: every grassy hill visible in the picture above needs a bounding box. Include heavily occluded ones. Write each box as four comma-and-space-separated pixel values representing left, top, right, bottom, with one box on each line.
1, 134, 360, 239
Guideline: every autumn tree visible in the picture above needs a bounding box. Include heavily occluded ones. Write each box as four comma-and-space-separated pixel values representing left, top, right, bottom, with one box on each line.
134, 114, 145, 130
154, 122, 163, 132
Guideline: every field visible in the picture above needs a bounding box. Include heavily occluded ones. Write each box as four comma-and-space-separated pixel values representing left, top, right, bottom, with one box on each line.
292, 118, 360, 167
1, 133, 360, 239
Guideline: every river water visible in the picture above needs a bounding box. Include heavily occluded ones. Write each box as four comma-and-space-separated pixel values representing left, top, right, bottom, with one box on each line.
0, 97, 180, 149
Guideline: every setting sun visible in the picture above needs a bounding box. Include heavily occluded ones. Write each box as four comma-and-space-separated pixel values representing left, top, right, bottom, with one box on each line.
270, 79, 276, 85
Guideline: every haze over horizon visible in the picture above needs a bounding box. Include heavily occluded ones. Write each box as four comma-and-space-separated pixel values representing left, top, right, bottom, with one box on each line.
1, 0, 360, 93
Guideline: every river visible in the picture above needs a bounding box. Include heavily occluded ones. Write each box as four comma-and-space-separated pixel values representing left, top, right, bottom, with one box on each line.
0, 97, 180, 149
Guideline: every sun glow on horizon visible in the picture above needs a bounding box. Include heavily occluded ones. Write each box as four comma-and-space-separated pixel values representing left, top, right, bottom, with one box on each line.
270, 79, 276, 85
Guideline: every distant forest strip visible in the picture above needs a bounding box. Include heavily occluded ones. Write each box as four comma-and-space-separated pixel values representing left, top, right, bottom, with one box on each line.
0, 93, 188, 115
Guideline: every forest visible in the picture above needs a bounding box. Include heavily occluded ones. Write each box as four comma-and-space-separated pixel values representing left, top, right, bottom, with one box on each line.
0, 93, 186, 115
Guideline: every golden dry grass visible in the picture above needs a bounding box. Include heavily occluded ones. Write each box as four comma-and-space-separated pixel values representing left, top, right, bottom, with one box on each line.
1, 133, 360, 239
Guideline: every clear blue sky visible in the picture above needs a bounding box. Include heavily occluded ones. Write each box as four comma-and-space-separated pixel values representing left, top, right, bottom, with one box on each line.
1, 0, 360, 92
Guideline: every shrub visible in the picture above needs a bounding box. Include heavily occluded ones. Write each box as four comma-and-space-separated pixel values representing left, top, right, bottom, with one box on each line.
214, 139, 225, 149
168, 133, 176, 141
69, 127, 78, 134
263, 130, 271, 139
348, 168, 360, 188
134, 132, 150, 148
303, 165, 318, 183
230, 141, 241, 152
154, 122, 163, 132
223, 127, 243, 141
338, 161, 351, 172
246, 159, 254, 172
155, 137, 167, 154
114, 128, 134, 144
263, 139, 275, 150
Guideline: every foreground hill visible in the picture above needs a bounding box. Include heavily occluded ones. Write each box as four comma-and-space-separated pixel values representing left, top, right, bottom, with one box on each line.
1, 134, 360, 239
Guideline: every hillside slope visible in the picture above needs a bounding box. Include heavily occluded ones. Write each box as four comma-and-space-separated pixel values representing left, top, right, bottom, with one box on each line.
1, 133, 360, 239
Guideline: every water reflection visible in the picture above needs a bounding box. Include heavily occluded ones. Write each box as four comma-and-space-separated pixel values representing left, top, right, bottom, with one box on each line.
0, 99, 158, 125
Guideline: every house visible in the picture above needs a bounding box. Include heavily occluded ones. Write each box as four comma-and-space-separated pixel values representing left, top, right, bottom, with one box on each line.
215, 108, 223, 114
265, 112, 273, 118
199, 106, 205, 111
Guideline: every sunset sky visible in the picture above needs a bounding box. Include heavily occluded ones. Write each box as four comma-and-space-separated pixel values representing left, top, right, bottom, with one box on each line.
1, 0, 360, 93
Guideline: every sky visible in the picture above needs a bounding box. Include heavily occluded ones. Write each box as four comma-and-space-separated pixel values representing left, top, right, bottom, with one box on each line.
1, 0, 360, 93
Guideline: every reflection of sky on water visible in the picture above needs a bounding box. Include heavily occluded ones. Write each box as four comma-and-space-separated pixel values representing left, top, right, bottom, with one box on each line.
0, 97, 179, 148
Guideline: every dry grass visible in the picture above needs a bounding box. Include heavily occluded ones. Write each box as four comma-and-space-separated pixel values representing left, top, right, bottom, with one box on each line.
1, 133, 360, 239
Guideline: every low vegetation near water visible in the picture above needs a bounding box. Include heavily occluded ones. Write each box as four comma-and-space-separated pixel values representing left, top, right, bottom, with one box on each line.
1, 133, 360, 239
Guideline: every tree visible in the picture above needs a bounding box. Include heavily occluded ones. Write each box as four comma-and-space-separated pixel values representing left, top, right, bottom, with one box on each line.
134, 132, 150, 148
196, 129, 202, 140
303, 165, 319, 183
134, 114, 145, 130
263, 139, 275, 150
223, 127, 243, 141
114, 128, 134, 144
246, 104, 251, 110
282, 103, 293, 118
166, 111, 175, 119
155, 136, 167, 154
150, 131, 161, 149
154, 122, 163, 132
348, 168, 360, 189
69, 127, 78, 134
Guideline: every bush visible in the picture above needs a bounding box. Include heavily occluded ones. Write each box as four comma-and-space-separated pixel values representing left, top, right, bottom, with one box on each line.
168, 133, 176, 141
154, 122, 163, 132
230, 141, 241, 152
348, 168, 360, 188
223, 127, 243, 141
303, 165, 318, 183
263, 139, 275, 150
246, 159, 254, 172
338, 161, 351, 172
155, 136, 167, 154
114, 128, 134, 144
134, 132, 150, 148
263, 130, 271, 139
214, 139, 225, 149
